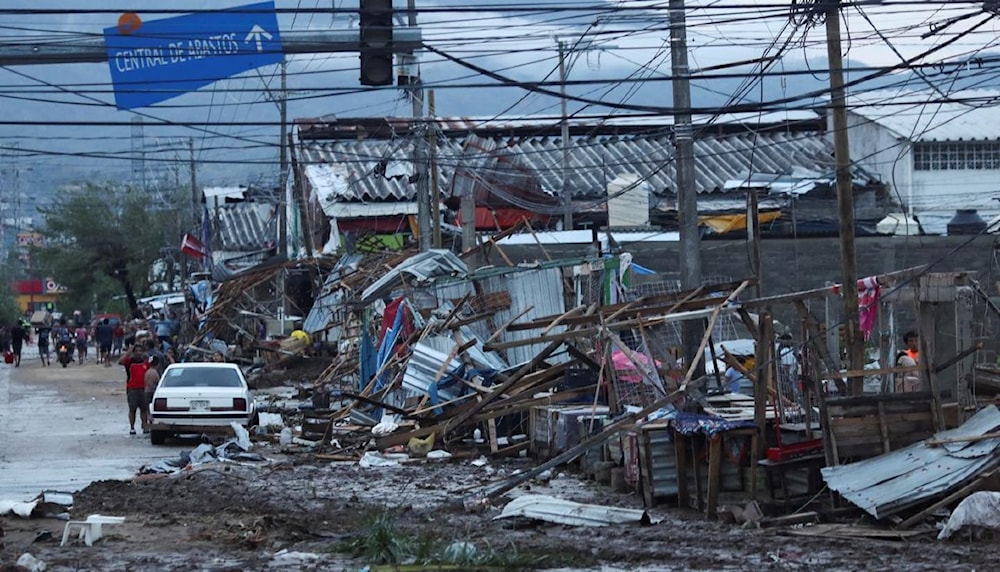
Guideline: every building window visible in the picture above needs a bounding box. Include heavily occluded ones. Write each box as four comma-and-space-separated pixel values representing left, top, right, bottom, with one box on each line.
914, 141, 1000, 171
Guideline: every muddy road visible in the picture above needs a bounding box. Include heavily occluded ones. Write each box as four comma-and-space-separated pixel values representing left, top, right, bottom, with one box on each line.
1, 352, 998, 570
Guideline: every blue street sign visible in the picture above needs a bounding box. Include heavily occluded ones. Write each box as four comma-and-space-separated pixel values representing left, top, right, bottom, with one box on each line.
104, 2, 283, 109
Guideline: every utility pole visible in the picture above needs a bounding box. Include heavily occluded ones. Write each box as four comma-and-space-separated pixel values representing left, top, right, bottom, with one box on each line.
408, 0, 431, 251
670, 0, 704, 372
825, 3, 864, 393
278, 61, 289, 259
557, 40, 572, 230
428, 89, 442, 248
188, 138, 198, 226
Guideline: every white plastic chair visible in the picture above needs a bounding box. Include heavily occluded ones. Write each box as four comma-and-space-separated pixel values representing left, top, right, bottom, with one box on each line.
60, 514, 126, 546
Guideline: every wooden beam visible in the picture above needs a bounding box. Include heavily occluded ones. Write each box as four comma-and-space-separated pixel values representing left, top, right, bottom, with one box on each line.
898, 471, 997, 529
472, 280, 754, 505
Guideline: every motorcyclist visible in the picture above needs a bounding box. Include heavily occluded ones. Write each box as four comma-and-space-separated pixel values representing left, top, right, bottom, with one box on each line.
55, 319, 74, 366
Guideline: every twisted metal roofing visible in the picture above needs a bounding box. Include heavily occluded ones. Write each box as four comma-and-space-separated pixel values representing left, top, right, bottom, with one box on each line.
299, 128, 856, 203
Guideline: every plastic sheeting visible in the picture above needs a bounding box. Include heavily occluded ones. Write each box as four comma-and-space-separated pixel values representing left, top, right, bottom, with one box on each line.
938, 491, 1000, 539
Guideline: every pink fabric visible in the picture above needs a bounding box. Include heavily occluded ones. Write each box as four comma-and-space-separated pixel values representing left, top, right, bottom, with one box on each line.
857, 276, 880, 340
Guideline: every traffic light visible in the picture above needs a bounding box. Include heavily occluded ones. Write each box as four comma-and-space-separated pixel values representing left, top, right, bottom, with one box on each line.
359, 0, 394, 86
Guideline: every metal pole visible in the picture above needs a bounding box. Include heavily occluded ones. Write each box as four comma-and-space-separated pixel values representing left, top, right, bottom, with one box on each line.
408, 0, 431, 252
558, 40, 572, 230
825, 3, 864, 393
670, 0, 704, 372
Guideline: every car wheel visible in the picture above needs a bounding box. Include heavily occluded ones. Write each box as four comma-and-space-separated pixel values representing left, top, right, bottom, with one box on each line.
249, 411, 260, 428
149, 430, 168, 445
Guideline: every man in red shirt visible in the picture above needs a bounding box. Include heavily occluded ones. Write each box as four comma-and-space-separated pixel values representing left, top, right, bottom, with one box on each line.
119, 345, 150, 435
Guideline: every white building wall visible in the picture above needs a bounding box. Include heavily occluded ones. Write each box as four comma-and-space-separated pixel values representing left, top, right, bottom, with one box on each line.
843, 111, 1000, 232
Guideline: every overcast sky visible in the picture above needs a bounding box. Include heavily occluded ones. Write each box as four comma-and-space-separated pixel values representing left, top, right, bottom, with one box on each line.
1, 0, 998, 194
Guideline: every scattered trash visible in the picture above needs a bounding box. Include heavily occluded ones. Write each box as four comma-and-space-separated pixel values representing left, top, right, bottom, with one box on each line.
534, 469, 553, 482
938, 491, 1000, 540
0, 499, 38, 519
407, 433, 435, 457
358, 451, 409, 468
494, 495, 658, 527
32, 530, 53, 544
230, 422, 252, 451
470, 456, 489, 468
15, 553, 46, 572
426, 449, 453, 461
257, 412, 284, 430
372, 414, 401, 437
279, 427, 293, 446
442, 541, 478, 562
270, 549, 323, 565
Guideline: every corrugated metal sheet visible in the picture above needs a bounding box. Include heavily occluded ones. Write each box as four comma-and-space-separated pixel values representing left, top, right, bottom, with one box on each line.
822, 405, 1000, 519
299, 125, 862, 204
494, 494, 653, 526
303, 254, 364, 334
402, 342, 464, 401
478, 266, 568, 366
850, 89, 1000, 142
215, 202, 278, 251
360, 250, 468, 304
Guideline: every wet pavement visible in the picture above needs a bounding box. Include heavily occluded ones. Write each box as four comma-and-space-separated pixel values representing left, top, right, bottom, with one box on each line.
0, 345, 182, 501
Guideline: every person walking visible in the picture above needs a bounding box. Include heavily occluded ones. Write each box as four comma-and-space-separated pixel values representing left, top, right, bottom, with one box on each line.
10, 321, 27, 367
36, 325, 51, 366
119, 345, 150, 435
74, 322, 89, 364
95, 318, 114, 366
144, 355, 161, 414
112, 322, 124, 357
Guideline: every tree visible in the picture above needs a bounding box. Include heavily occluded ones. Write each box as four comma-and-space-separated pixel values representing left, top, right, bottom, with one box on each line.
33, 183, 179, 319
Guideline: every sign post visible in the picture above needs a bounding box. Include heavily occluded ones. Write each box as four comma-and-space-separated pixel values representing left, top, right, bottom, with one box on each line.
104, 2, 284, 109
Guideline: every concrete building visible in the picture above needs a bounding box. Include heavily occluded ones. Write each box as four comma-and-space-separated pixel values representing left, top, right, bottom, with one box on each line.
844, 89, 1000, 234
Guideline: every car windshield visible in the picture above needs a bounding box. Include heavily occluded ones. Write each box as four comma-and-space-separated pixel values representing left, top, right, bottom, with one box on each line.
160, 367, 244, 388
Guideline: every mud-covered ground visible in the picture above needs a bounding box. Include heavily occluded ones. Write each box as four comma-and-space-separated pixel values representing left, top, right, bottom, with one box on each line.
2, 452, 998, 571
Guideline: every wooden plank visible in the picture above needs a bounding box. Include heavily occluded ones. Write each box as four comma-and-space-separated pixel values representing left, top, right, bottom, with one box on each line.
707, 435, 722, 519
831, 412, 933, 426
471, 280, 752, 504
918, 302, 945, 431
675, 432, 689, 509
925, 431, 1000, 447
795, 301, 838, 467
784, 523, 931, 539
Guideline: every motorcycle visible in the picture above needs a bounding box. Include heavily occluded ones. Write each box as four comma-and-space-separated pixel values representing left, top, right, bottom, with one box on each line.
56, 340, 73, 368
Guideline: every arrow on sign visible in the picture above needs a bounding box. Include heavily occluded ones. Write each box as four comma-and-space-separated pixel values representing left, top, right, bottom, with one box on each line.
244, 24, 273, 52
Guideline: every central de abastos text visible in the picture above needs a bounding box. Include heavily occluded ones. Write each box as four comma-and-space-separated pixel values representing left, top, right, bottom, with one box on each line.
113, 34, 244, 73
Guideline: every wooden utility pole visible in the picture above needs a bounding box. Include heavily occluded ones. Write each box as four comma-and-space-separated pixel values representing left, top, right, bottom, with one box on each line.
670, 0, 704, 372
825, 3, 864, 392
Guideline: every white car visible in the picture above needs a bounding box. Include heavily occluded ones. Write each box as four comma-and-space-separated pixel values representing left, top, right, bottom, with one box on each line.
148, 362, 256, 445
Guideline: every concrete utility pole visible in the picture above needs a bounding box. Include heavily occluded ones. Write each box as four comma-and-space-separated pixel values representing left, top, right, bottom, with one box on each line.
428, 89, 442, 248
557, 40, 573, 230
408, 0, 431, 252
278, 61, 289, 259
188, 138, 198, 225
670, 0, 704, 371
825, 3, 864, 393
